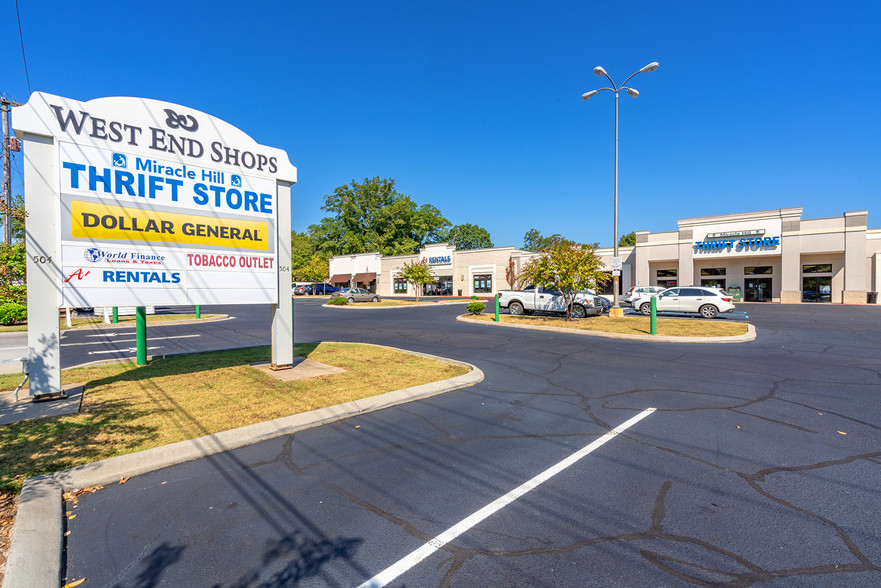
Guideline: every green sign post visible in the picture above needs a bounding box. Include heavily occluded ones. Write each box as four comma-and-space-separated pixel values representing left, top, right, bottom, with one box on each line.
136, 306, 147, 365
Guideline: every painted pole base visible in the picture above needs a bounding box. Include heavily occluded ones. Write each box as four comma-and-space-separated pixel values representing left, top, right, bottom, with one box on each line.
609, 306, 625, 318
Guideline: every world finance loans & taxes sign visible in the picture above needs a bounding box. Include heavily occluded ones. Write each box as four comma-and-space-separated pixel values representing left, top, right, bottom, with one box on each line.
14, 93, 297, 396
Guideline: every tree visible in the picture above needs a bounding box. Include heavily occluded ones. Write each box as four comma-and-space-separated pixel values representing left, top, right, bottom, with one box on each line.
0, 194, 27, 243
399, 259, 435, 300
0, 242, 27, 304
295, 255, 329, 283
309, 177, 450, 257
290, 231, 331, 282
519, 236, 609, 320
505, 256, 517, 289
444, 223, 493, 250
619, 231, 636, 247
290, 231, 316, 273
0, 196, 28, 305
522, 229, 561, 252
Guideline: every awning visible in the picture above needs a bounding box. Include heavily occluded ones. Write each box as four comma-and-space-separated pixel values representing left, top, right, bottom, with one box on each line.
352, 272, 377, 283
328, 274, 352, 284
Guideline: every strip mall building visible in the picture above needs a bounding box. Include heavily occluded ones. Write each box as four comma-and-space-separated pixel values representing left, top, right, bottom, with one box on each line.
328, 208, 881, 304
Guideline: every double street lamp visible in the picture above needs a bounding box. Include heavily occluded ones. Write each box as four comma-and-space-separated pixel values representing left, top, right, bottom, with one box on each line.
582, 61, 659, 317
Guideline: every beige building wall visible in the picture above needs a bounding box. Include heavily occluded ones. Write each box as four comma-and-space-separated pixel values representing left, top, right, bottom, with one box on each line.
330, 209, 880, 305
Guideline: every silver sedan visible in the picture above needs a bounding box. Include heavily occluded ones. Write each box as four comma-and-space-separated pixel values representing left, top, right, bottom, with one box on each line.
336, 288, 381, 303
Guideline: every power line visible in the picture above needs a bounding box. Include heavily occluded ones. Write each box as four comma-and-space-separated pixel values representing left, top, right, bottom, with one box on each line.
15, 0, 32, 95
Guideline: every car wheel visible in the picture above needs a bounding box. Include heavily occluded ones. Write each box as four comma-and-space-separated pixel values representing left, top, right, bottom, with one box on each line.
570, 304, 586, 319
640, 302, 652, 316
371, 296, 379, 302
699, 304, 718, 319
509, 301, 524, 315
348, 297, 355, 303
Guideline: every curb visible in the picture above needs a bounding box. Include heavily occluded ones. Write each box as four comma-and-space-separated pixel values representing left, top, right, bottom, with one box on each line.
2, 345, 483, 588
456, 315, 757, 343
320, 300, 473, 309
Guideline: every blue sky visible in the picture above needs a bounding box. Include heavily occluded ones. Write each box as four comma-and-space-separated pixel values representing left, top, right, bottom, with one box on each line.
3, 1, 879, 249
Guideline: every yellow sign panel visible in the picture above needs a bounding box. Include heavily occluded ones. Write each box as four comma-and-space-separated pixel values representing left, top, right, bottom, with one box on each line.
70, 200, 269, 251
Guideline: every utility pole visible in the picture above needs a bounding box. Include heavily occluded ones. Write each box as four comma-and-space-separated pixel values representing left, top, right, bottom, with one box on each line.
2, 97, 23, 245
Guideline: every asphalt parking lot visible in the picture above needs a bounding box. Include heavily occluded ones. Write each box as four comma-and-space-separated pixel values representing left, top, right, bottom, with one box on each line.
58, 301, 881, 586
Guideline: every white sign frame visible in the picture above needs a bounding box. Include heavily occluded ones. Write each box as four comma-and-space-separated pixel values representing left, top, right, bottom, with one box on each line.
14, 93, 297, 397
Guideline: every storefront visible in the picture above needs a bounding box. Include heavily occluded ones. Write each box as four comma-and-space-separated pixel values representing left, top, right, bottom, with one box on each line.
327, 208, 881, 304
623, 208, 880, 304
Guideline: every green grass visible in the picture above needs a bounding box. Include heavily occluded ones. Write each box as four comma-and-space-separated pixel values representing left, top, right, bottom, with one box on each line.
465, 313, 749, 337
0, 343, 468, 493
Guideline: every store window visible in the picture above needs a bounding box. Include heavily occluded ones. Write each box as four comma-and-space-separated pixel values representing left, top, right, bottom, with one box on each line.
802, 264, 832, 302
473, 274, 493, 294
802, 277, 832, 303
393, 277, 408, 293
655, 269, 677, 288
745, 266, 773, 275
700, 268, 726, 276
803, 264, 832, 273
423, 275, 453, 296
701, 278, 726, 290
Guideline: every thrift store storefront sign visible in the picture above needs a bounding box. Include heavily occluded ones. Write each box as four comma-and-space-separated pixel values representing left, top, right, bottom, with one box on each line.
692, 223, 782, 256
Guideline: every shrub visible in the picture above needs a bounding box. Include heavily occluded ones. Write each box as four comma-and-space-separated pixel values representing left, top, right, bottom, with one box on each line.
0, 302, 27, 325
328, 296, 348, 305
466, 301, 486, 315
470, 295, 479, 300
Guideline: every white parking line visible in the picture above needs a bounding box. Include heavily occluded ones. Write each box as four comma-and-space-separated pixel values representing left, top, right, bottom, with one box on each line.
357, 407, 656, 588
61, 334, 201, 347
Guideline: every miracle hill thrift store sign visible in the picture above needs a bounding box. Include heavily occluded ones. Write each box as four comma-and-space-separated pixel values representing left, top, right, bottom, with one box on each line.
14, 93, 297, 397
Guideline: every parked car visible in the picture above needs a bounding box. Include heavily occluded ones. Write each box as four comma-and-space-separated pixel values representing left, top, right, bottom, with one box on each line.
580, 289, 611, 312
335, 287, 381, 303
498, 287, 603, 318
632, 287, 735, 319
310, 283, 340, 295
624, 286, 665, 305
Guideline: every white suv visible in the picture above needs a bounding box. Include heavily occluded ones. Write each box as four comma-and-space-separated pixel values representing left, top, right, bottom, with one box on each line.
633, 287, 735, 319
624, 286, 664, 305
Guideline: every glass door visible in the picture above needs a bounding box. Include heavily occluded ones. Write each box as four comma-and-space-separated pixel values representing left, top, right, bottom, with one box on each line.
744, 278, 772, 302
802, 277, 832, 302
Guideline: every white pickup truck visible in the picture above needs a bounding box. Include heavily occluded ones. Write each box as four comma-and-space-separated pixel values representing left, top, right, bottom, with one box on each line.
497, 286, 604, 318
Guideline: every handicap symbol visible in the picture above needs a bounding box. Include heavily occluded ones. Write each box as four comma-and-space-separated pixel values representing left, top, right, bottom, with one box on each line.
231, 175, 242, 187
112, 154, 127, 168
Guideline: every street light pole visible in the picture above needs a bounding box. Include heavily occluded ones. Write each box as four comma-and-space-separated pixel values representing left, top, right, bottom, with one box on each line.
582, 62, 658, 317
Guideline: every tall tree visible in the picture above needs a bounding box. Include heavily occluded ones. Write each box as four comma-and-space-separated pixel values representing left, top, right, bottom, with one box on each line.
519, 236, 608, 320
444, 223, 493, 250
309, 177, 450, 257
297, 255, 329, 283
522, 229, 561, 252
290, 231, 316, 271
619, 231, 636, 247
